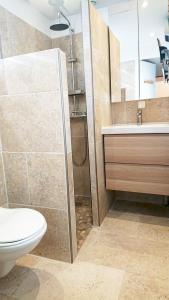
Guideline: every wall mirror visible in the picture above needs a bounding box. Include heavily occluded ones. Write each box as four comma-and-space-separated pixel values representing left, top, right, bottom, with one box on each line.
101, 0, 169, 102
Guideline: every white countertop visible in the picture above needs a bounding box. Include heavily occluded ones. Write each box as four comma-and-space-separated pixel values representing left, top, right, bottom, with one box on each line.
102, 123, 169, 135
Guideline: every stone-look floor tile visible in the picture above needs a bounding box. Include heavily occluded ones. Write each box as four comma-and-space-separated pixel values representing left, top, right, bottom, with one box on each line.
3, 152, 29, 205
36, 261, 124, 300
136, 222, 169, 243
2, 200, 169, 299
100, 214, 140, 238
0, 255, 124, 300
76, 238, 131, 271
0, 92, 64, 153
119, 272, 169, 300
27, 153, 67, 210
127, 253, 169, 279
91, 229, 169, 258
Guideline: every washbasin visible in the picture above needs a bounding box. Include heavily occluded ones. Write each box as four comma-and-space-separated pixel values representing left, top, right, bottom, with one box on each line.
102, 123, 169, 135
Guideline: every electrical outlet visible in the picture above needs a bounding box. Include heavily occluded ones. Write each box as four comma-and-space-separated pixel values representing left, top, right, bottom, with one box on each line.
138, 101, 145, 109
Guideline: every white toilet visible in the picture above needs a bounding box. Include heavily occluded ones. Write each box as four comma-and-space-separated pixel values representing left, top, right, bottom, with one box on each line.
0, 207, 47, 278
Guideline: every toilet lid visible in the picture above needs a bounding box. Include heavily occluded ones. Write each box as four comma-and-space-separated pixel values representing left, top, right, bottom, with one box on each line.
0, 208, 46, 243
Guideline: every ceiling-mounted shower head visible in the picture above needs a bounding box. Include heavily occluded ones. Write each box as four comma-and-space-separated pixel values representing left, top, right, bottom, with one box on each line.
91, 0, 97, 5
50, 23, 69, 31
50, 8, 73, 31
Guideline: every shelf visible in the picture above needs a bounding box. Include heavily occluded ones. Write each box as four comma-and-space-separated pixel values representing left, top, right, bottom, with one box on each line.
68, 90, 85, 96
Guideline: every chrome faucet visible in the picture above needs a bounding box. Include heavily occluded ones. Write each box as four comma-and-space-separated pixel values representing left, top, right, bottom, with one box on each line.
137, 109, 142, 125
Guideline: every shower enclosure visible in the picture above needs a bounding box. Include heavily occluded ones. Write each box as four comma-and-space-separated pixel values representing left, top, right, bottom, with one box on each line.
50, 8, 93, 249
0, 0, 114, 260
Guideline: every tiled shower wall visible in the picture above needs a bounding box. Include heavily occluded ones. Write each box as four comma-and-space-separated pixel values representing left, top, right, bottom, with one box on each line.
0, 5, 51, 58
0, 49, 77, 262
0, 151, 7, 207
52, 34, 91, 202
0, 4, 91, 204
0, 5, 52, 209
82, 1, 113, 225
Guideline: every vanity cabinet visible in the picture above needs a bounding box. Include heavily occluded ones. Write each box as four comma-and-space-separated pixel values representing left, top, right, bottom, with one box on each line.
104, 134, 169, 196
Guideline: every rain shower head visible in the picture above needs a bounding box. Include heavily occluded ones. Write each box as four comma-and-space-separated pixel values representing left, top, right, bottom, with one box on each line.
50, 8, 72, 31
50, 23, 69, 31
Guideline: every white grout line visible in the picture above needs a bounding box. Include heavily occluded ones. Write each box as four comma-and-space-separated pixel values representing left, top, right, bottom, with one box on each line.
0, 91, 61, 98
25, 153, 31, 206
1, 152, 9, 206
10, 202, 66, 211
2, 151, 65, 155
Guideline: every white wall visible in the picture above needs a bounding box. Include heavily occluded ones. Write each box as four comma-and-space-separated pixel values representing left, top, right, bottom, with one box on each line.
109, 9, 138, 62
99, 0, 168, 62
156, 80, 169, 98
50, 13, 82, 39
139, 0, 168, 60
0, 0, 82, 39
140, 61, 156, 99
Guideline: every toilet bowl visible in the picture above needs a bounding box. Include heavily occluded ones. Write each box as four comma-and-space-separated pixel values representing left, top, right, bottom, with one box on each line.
0, 207, 47, 278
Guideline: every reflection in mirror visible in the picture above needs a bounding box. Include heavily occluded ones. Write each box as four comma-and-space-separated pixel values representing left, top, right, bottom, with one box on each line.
102, 0, 169, 102
101, 0, 139, 102
139, 0, 169, 99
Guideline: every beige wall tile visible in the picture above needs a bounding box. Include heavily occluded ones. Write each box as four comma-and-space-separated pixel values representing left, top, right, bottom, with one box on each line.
0, 27, 76, 263
0, 92, 64, 152
111, 97, 169, 125
0, 60, 7, 95
142, 97, 169, 123
112, 101, 137, 124
32, 207, 71, 262
3, 10, 51, 58
71, 118, 88, 138
73, 165, 91, 197
109, 30, 121, 102
0, 153, 7, 207
3, 152, 29, 205
9, 204, 71, 262
4, 49, 60, 94
0, 6, 51, 59
27, 153, 67, 210
67, 152, 77, 260
72, 136, 90, 197
52, 33, 85, 93
52, 34, 90, 200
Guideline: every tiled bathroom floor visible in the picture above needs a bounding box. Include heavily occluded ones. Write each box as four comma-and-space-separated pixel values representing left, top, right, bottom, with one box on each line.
1, 200, 169, 299
75, 202, 93, 250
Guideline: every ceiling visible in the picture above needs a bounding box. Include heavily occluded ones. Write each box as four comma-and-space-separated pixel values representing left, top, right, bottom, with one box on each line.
27, 0, 81, 19
27, 0, 130, 19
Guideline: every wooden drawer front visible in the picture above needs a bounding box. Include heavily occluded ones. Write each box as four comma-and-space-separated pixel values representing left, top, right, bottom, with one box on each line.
105, 163, 169, 195
104, 134, 169, 165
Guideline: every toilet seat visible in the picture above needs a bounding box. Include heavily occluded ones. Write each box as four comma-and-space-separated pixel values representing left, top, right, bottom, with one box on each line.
0, 208, 46, 245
